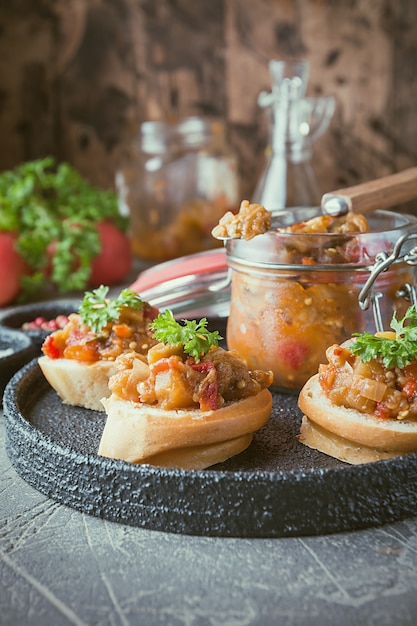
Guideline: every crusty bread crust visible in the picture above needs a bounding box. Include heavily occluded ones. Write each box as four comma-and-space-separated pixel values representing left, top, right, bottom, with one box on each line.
133, 434, 253, 470
298, 416, 404, 464
38, 356, 118, 411
98, 387, 272, 469
298, 373, 417, 464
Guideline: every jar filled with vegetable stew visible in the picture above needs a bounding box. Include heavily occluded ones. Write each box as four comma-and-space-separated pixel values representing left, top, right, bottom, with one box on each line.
116, 117, 239, 262
225, 207, 417, 391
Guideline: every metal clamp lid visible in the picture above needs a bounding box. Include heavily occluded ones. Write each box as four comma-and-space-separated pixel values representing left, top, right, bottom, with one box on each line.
358, 231, 417, 331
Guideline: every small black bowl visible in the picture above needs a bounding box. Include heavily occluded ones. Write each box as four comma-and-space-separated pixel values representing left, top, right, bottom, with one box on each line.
0, 327, 37, 398
0, 299, 80, 352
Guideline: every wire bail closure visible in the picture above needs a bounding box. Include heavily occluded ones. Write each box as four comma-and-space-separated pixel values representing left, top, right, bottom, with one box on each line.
358, 231, 417, 332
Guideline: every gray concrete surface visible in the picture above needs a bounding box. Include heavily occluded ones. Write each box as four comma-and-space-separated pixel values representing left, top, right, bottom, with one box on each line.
1, 411, 417, 626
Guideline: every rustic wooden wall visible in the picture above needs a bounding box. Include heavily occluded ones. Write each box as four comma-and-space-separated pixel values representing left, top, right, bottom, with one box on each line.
1, 0, 417, 208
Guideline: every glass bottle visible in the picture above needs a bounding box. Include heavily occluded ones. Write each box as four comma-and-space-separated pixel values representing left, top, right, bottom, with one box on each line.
252, 59, 335, 211
116, 117, 239, 262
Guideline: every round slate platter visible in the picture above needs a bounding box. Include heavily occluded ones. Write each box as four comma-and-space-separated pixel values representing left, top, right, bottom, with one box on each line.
4, 359, 417, 538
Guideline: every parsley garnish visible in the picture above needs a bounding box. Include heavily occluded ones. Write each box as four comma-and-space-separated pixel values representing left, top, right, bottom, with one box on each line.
78, 285, 145, 333
350, 305, 417, 368
0, 156, 127, 297
150, 310, 222, 362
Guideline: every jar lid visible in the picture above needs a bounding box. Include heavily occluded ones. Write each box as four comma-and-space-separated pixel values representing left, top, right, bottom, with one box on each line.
129, 249, 230, 318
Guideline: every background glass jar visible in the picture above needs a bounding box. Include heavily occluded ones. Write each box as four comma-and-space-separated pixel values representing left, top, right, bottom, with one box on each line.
116, 117, 239, 262
225, 207, 417, 392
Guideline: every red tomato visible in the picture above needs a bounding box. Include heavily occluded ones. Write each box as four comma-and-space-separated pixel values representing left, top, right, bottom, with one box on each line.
0, 232, 28, 306
88, 221, 132, 286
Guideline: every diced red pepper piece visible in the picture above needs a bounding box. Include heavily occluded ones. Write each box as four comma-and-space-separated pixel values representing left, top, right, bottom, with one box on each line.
150, 356, 182, 375
375, 402, 390, 420
113, 323, 132, 339
192, 361, 219, 410
276, 338, 309, 371
63, 343, 98, 362
402, 363, 417, 398
42, 334, 63, 359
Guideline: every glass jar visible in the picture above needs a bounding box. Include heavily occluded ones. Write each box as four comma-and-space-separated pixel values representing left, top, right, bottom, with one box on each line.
116, 117, 239, 262
225, 207, 417, 392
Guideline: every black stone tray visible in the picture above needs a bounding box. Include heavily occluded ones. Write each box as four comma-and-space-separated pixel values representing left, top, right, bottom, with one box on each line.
4, 359, 417, 538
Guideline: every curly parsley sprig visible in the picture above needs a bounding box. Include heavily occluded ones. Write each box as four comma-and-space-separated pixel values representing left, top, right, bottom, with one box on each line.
150, 310, 222, 362
350, 305, 417, 368
78, 285, 145, 333
0, 156, 127, 296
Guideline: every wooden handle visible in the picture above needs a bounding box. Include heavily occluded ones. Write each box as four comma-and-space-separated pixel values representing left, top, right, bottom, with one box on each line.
321, 167, 417, 215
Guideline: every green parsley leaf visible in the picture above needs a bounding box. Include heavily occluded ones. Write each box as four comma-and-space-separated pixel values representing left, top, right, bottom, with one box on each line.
350, 305, 417, 368
78, 285, 145, 333
0, 157, 128, 297
150, 310, 223, 362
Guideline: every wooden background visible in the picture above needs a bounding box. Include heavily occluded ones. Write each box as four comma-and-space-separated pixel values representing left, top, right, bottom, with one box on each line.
1, 0, 417, 210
